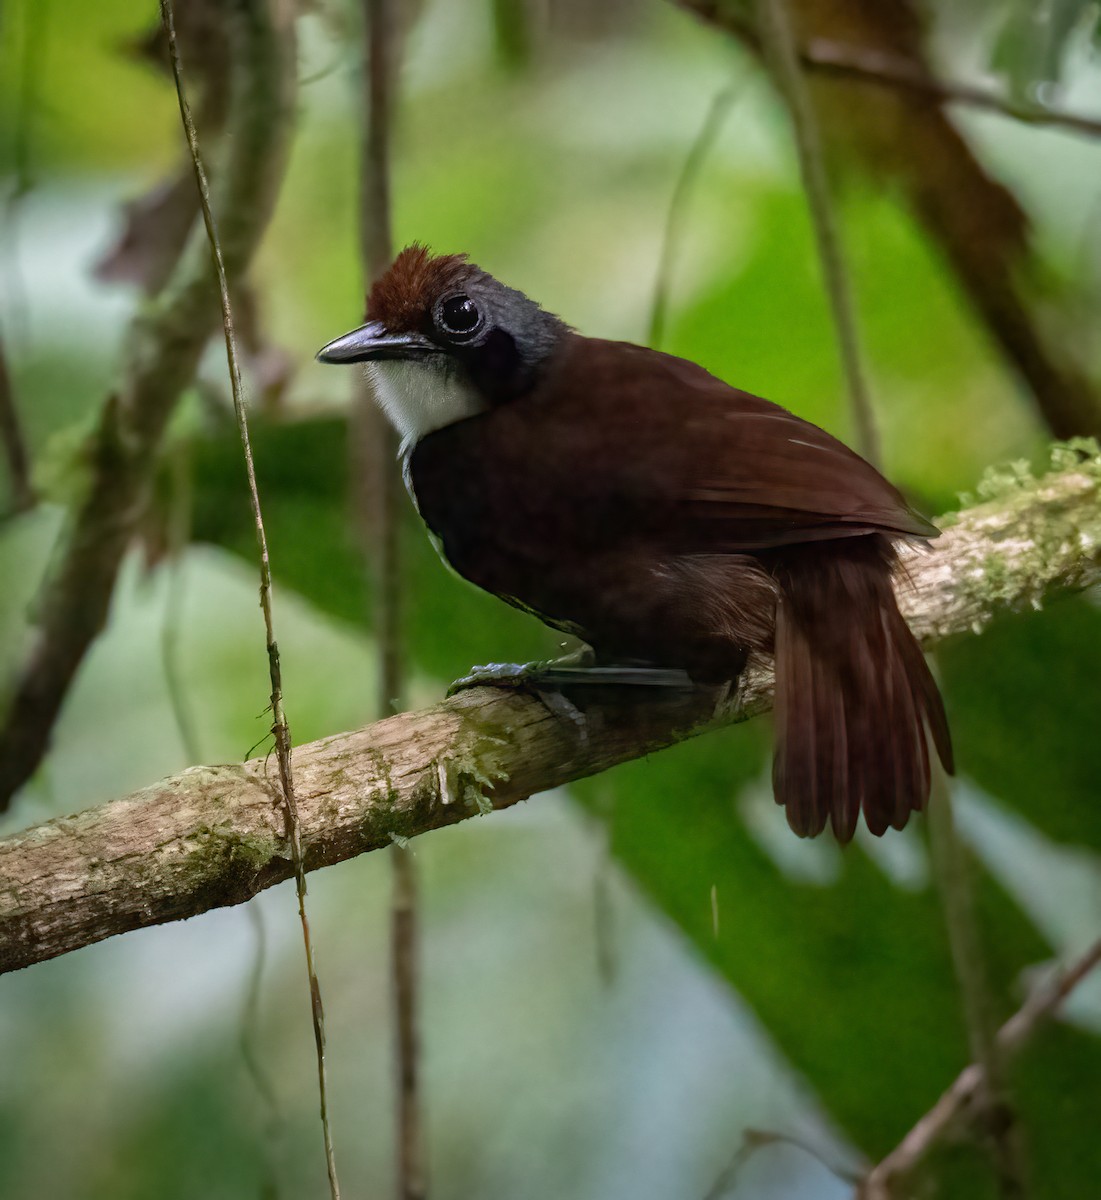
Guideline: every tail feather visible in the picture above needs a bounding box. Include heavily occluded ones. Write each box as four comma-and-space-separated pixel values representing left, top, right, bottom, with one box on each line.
771, 537, 952, 841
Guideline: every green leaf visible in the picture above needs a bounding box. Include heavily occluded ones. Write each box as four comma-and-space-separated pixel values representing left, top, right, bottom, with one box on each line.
938, 596, 1101, 850
1008, 1019, 1101, 1197
573, 731, 1053, 1158
490, 0, 534, 72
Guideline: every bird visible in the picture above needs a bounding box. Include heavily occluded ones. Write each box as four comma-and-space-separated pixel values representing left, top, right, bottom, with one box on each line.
317, 244, 953, 841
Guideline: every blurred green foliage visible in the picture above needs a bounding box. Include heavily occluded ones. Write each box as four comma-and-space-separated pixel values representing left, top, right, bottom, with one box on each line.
1, 1, 1100, 1198
939, 598, 1101, 851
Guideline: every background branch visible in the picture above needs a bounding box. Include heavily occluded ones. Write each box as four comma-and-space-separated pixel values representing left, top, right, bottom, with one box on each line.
0, 323, 34, 513
648, 82, 742, 352
0, 0, 296, 811
926, 775, 1026, 1196
673, 0, 1101, 441
160, 0, 341, 1193
357, 0, 428, 1196
2, 449, 1098, 976
860, 937, 1101, 1198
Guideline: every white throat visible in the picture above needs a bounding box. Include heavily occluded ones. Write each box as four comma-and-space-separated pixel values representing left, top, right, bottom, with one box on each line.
367, 361, 486, 454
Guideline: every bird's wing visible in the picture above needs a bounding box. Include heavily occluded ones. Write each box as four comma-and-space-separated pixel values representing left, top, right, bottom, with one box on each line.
533, 339, 937, 552
677, 406, 937, 550
409, 337, 936, 562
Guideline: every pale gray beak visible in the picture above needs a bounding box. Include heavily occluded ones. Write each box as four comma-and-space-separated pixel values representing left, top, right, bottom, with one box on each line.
316, 321, 433, 364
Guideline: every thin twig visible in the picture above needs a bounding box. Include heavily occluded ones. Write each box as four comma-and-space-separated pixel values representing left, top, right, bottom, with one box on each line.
705, 1128, 862, 1199
648, 82, 742, 351
753, 0, 880, 465
360, 1, 427, 1195
156, 468, 283, 1195
160, 445, 201, 764
362, 0, 396, 294
592, 806, 619, 988
160, 4, 341, 1197
926, 774, 1025, 1198
0, 0, 293, 812
0, 0, 51, 427
1000, 938, 1101, 1048
360, 0, 404, 712
0, 322, 34, 513
862, 937, 1101, 1198
241, 901, 285, 1200
390, 839, 424, 1200
6, 0, 49, 203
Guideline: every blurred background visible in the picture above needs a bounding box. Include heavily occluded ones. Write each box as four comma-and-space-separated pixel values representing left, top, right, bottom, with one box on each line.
1, 0, 1100, 1197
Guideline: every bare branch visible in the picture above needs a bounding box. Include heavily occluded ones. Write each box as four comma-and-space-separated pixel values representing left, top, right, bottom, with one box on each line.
860, 937, 1101, 1198
358, 0, 428, 1194
1, 451, 1099, 975
160, 0, 341, 1193
0, 0, 296, 811
356, 0, 404, 706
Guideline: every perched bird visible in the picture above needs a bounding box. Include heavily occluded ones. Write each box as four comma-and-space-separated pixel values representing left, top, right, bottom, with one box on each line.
318, 245, 953, 841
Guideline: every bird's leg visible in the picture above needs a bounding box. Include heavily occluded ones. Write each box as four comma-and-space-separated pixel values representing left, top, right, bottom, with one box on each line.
448, 650, 700, 739
447, 654, 589, 737
446, 659, 566, 695
447, 648, 697, 696
526, 664, 698, 687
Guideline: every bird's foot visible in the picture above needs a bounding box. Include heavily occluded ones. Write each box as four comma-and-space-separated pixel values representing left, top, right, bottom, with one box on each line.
448, 661, 542, 694
448, 658, 700, 740
448, 659, 590, 737
448, 658, 698, 695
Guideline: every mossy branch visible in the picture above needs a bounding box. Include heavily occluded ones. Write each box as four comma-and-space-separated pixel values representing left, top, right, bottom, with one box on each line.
1, 447, 1100, 975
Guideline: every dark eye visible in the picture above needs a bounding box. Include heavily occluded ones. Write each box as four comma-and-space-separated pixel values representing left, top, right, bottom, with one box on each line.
437, 294, 482, 339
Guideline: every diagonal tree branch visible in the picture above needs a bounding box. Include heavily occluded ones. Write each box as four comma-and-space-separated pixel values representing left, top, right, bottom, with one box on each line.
859, 936, 1101, 1199
0, 0, 296, 812
1, 449, 1100, 976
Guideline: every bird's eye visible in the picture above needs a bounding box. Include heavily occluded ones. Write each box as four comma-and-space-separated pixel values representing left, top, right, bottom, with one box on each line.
437, 294, 482, 339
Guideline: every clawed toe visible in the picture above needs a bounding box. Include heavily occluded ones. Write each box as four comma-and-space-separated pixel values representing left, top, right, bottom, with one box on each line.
447, 661, 553, 697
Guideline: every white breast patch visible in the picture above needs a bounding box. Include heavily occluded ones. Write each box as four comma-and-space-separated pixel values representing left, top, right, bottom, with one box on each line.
366, 361, 486, 454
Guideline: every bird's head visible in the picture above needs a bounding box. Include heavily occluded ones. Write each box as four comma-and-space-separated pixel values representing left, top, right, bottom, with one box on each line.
317, 244, 567, 448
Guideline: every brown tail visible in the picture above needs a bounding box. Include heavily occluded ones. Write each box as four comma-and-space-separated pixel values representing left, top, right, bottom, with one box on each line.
771, 536, 953, 841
